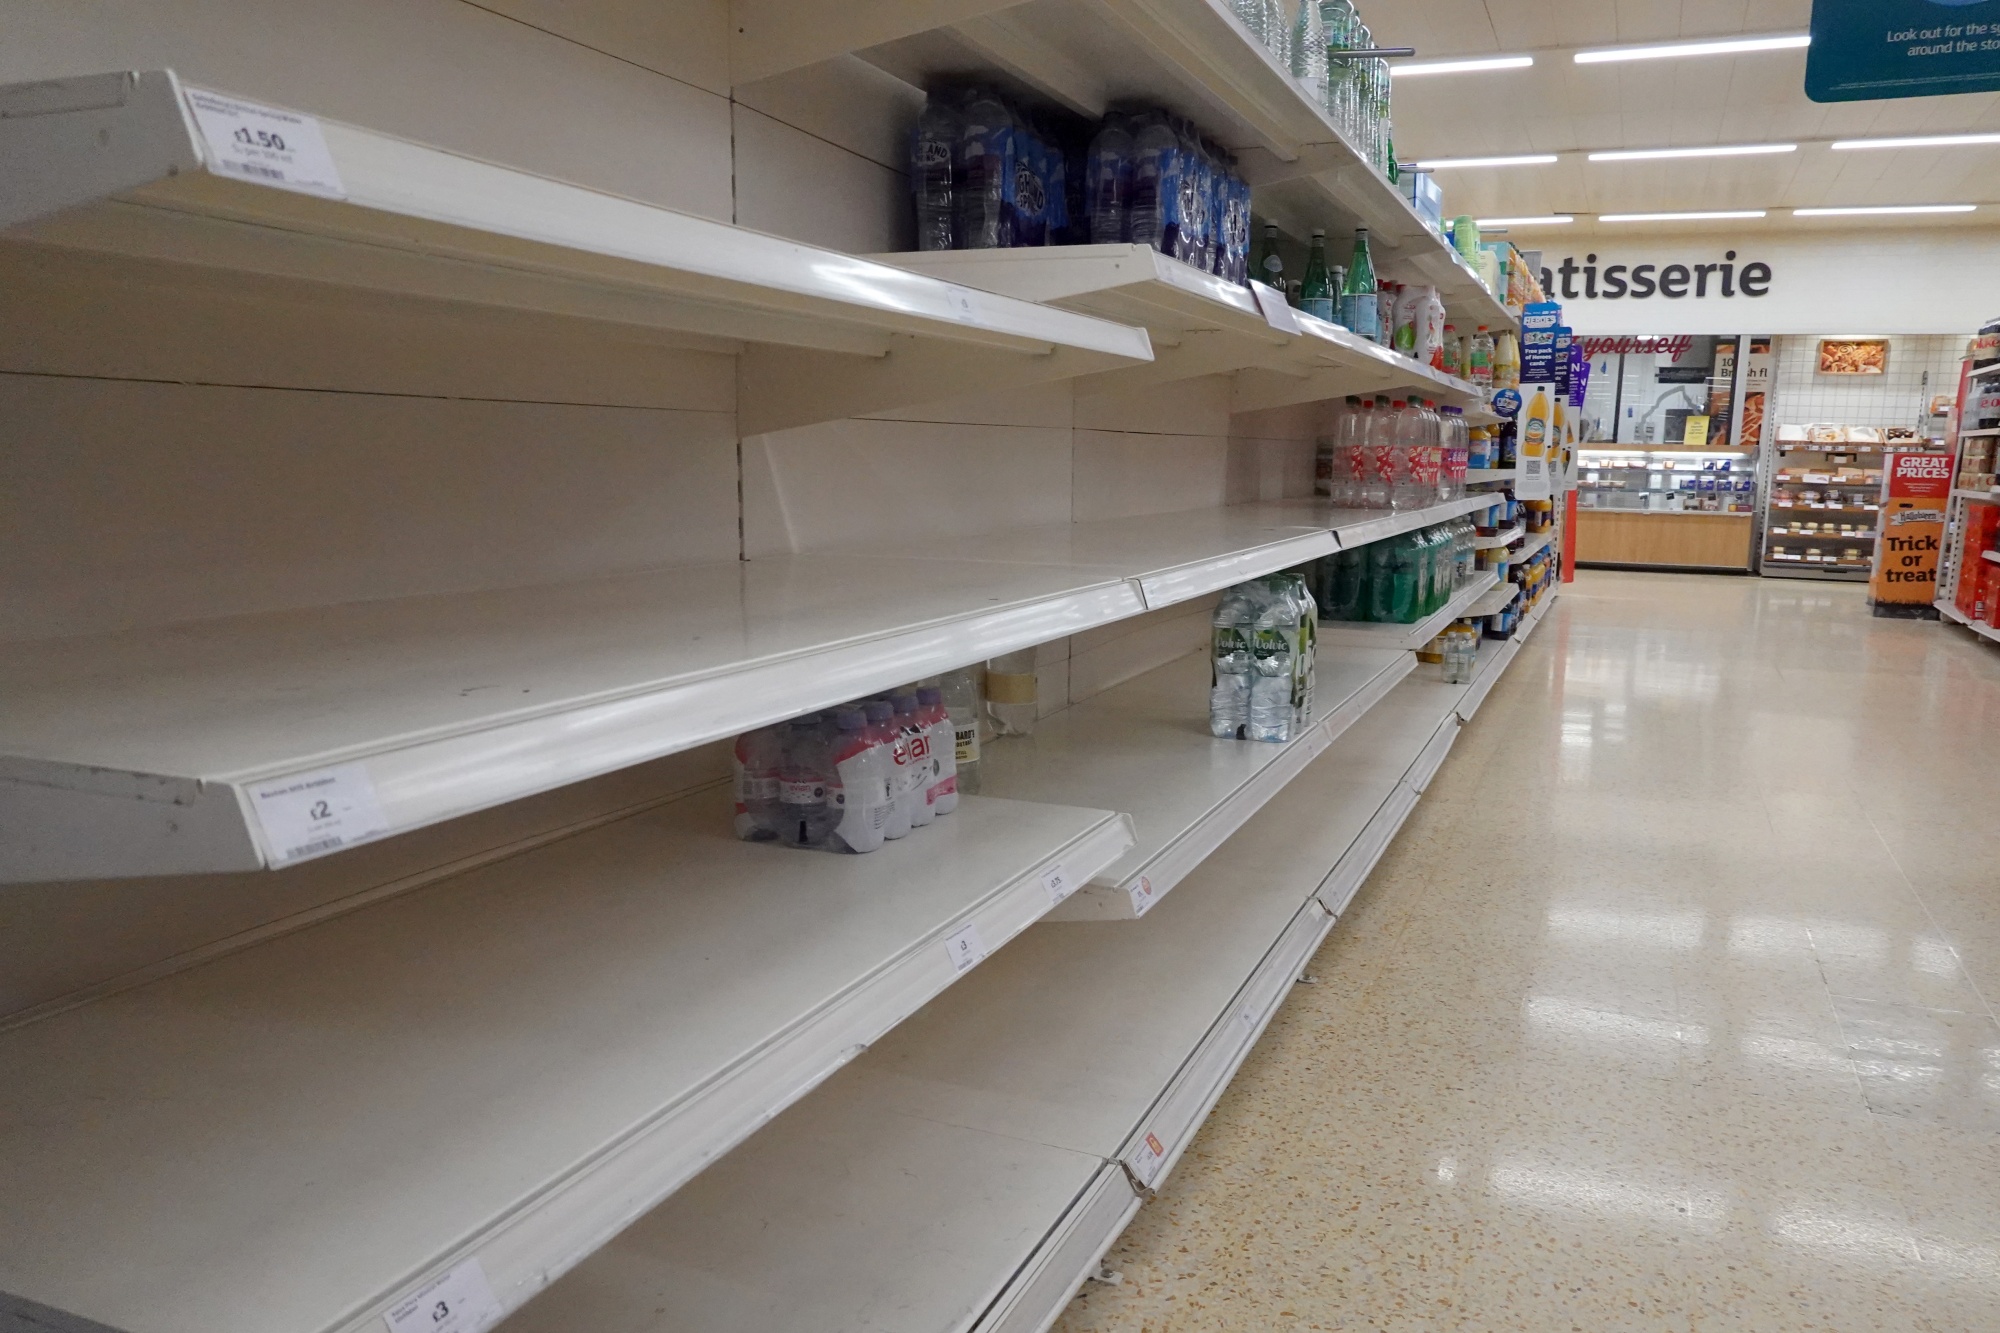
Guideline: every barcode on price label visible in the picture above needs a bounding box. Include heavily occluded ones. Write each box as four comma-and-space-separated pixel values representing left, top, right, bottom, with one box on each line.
185, 88, 346, 199
383, 1259, 503, 1333
1129, 1130, 1167, 1187
943, 920, 987, 972
1040, 862, 1073, 905
247, 762, 389, 865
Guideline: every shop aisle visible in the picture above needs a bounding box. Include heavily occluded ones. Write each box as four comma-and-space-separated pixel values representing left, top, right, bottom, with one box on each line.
1055, 570, 2000, 1332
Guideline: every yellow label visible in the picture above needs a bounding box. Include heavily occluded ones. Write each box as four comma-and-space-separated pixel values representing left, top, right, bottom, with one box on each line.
1682, 414, 1711, 449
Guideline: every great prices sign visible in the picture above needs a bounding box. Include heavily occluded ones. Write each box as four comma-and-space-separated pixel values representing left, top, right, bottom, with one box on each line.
1870, 451, 1954, 606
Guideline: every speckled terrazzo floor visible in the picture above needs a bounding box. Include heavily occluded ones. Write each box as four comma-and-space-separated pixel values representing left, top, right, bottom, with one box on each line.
1053, 569, 2000, 1333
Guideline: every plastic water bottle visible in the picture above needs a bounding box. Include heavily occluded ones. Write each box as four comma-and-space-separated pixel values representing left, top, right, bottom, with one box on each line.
1334, 396, 1367, 505
778, 717, 837, 850
1391, 398, 1427, 511
1209, 586, 1256, 738
893, 693, 935, 828
958, 89, 1015, 249
1086, 117, 1133, 243
825, 708, 891, 854
1360, 396, 1394, 509
1129, 113, 1181, 255
985, 649, 1037, 736
1290, 0, 1328, 108
1247, 581, 1297, 743
1469, 326, 1496, 390
864, 701, 912, 840
911, 98, 960, 252
731, 725, 784, 841
917, 685, 958, 815
941, 667, 983, 795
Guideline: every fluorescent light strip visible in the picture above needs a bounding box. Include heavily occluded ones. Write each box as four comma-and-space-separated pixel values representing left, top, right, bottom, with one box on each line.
1476, 215, 1575, 226
1590, 143, 1796, 162
1794, 204, 1976, 216
1599, 210, 1768, 222
1414, 153, 1559, 169
1832, 133, 2000, 151
1392, 55, 1534, 77
1574, 34, 1810, 64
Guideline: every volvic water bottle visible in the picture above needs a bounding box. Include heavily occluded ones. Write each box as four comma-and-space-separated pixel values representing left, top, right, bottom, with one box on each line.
1210, 585, 1256, 738
910, 97, 960, 252
1247, 580, 1297, 743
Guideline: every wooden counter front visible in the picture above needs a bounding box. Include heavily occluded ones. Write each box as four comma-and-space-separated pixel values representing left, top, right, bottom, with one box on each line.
1574, 510, 1754, 571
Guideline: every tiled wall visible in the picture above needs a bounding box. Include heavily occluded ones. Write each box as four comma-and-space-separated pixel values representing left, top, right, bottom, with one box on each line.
1767, 334, 1966, 432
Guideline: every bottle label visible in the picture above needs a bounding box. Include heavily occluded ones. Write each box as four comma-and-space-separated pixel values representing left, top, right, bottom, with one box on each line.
737, 773, 779, 801
954, 723, 981, 765
780, 779, 823, 805
986, 671, 1037, 705
1301, 297, 1335, 321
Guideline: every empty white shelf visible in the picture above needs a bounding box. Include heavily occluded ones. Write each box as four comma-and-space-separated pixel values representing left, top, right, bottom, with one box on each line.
502, 613, 1553, 1333
1314, 570, 1501, 651
0, 786, 1134, 1333
1466, 580, 1521, 618
881, 245, 1492, 413
0, 502, 1384, 882
1507, 529, 1555, 564
1468, 467, 1518, 484
0, 70, 1151, 436
980, 645, 1411, 919
855, 0, 1515, 331
1472, 524, 1523, 550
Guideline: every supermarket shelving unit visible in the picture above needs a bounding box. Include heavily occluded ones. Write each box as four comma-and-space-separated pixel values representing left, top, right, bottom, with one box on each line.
1761, 441, 1888, 582
0, 13, 1548, 1332
498, 591, 1561, 1333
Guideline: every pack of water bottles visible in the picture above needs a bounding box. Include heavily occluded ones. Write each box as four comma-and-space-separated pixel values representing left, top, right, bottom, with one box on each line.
910, 87, 1251, 283
733, 688, 959, 854
1230, 0, 1397, 181
1315, 395, 1469, 510
1313, 522, 1477, 625
1209, 572, 1318, 744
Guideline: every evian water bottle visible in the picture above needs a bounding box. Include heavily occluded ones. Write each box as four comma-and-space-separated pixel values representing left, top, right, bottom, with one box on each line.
731, 724, 783, 841
917, 685, 959, 814
892, 694, 935, 828
778, 717, 836, 850
825, 708, 891, 854
864, 701, 912, 840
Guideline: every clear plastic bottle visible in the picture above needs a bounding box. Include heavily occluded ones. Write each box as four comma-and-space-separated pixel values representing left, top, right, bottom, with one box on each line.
1246, 579, 1297, 743
956, 88, 1016, 250
1335, 394, 1367, 505
1360, 396, 1394, 509
1423, 399, 1446, 502
916, 685, 958, 815
1290, 0, 1328, 108
864, 700, 912, 840
911, 97, 960, 252
984, 648, 1038, 737
1493, 330, 1521, 391
1128, 112, 1181, 256
731, 724, 784, 841
778, 716, 837, 850
1210, 585, 1257, 739
1321, 1, 1357, 128
1264, 0, 1292, 69
941, 667, 983, 795
1469, 325, 1495, 391
825, 708, 891, 854
1441, 324, 1461, 378
1391, 398, 1426, 511
891, 694, 935, 829
1085, 116, 1133, 244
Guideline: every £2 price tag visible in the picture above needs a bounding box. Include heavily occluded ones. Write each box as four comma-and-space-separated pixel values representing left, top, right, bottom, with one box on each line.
248, 762, 389, 865
185, 88, 346, 199
383, 1259, 503, 1333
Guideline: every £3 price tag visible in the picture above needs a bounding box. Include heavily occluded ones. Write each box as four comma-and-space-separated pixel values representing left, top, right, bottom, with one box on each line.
943, 920, 987, 973
247, 762, 389, 866
185, 88, 346, 199
383, 1259, 503, 1333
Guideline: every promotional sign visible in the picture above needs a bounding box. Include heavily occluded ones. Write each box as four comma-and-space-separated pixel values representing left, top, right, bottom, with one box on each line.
1740, 340, 1774, 451
1870, 451, 1954, 613
1521, 302, 1561, 383
1808, 0, 2000, 102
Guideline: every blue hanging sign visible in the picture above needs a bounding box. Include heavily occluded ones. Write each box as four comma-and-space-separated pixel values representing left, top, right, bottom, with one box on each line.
1520, 302, 1561, 384
1807, 0, 2000, 102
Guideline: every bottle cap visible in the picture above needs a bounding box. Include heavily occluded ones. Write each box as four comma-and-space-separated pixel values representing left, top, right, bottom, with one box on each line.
1311, 227, 1326, 238
835, 708, 868, 731
864, 701, 894, 724
892, 694, 919, 715
917, 686, 943, 706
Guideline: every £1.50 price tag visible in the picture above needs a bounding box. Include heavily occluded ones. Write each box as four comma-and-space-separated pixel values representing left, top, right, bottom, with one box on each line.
247, 762, 390, 866
383, 1259, 503, 1333
184, 87, 347, 199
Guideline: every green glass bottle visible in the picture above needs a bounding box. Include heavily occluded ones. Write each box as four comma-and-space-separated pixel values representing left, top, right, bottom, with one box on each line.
1341, 227, 1378, 341
1299, 228, 1335, 321
1253, 222, 1285, 294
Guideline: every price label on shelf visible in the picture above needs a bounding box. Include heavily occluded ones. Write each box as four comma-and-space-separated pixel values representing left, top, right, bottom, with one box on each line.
1128, 1130, 1168, 1188
1040, 862, 1073, 906
1249, 282, 1302, 335
184, 88, 346, 199
941, 284, 984, 325
943, 920, 987, 973
383, 1259, 503, 1333
1126, 875, 1159, 917
247, 762, 389, 865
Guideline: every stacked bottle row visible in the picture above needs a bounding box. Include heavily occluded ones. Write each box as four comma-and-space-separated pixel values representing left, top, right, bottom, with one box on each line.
1254, 226, 1385, 345
1314, 396, 1471, 510
1209, 573, 1318, 744
910, 87, 1252, 281
1229, 0, 1396, 179
1313, 520, 1479, 626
